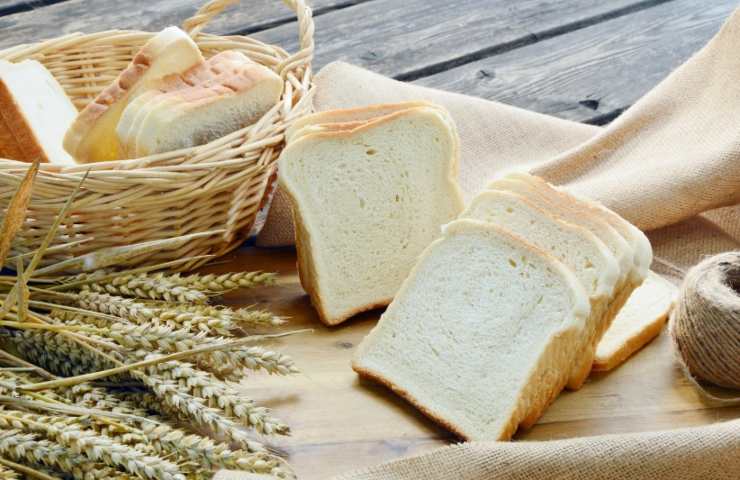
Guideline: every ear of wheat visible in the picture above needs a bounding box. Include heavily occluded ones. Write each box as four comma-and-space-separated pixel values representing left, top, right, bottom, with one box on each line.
0, 165, 304, 479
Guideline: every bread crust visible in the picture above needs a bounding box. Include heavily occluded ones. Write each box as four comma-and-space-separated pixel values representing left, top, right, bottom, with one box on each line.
279, 105, 464, 326
63, 48, 153, 160
0, 78, 48, 162
567, 279, 639, 389
352, 362, 474, 440
286, 100, 440, 141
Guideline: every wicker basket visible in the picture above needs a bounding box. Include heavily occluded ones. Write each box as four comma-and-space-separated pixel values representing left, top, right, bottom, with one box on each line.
0, 0, 314, 271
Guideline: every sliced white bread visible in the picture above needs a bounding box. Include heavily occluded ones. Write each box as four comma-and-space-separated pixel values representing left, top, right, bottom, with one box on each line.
487, 174, 647, 388
507, 172, 652, 281
488, 176, 635, 281
461, 190, 620, 298
278, 104, 464, 325
64, 26, 204, 163
0, 60, 77, 165
118, 50, 282, 158
353, 219, 591, 440
593, 271, 676, 371
460, 190, 622, 387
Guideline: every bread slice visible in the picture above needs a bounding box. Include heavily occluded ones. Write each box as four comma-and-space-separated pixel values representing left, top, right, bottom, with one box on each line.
593, 271, 676, 371
64, 26, 204, 163
488, 176, 635, 280
487, 174, 647, 388
507, 172, 652, 281
460, 190, 623, 387
353, 219, 591, 440
461, 190, 620, 298
0, 60, 77, 165
278, 105, 464, 325
118, 50, 282, 158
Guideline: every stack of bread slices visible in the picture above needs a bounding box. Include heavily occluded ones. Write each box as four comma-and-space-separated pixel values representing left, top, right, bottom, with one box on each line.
64, 26, 283, 163
278, 101, 465, 326
353, 171, 655, 440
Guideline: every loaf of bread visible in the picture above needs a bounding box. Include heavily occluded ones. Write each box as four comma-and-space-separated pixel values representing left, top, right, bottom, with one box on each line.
278, 102, 464, 325
116, 50, 282, 158
354, 172, 652, 440
63, 26, 204, 163
593, 271, 676, 371
0, 60, 77, 165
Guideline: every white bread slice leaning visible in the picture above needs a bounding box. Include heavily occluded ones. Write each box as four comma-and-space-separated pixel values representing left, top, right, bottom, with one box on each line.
64, 26, 204, 163
119, 51, 282, 158
487, 173, 647, 389
0, 60, 77, 165
593, 271, 676, 371
488, 175, 635, 281
460, 190, 622, 388
278, 104, 464, 325
353, 219, 591, 440
507, 172, 652, 281
461, 190, 620, 298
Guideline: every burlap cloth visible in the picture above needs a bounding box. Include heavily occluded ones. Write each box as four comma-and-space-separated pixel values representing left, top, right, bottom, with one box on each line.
258, 7, 740, 275
244, 6, 740, 480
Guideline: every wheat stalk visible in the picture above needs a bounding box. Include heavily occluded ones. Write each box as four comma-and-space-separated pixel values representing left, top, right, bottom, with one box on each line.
141, 423, 290, 477
81, 275, 207, 304
0, 430, 134, 480
3, 329, 121, 378
0, 410, 173, 478
76, 292, 155, 320
167, 272, 277, 291
145, 359, 289, 436
204, 346, 299, 378
140, 374, 265, 453
0, 463, 19, 480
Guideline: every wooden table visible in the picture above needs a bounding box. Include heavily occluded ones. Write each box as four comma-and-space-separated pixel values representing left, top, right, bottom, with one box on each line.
204, 247, 739, 479
2, 0, 739, 478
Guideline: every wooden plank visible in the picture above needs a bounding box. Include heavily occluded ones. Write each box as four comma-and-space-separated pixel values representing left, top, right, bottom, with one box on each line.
414, 0, 738, 122
0, 0, 355, 50
253, 0, 671, 78
207, 247, 739, 480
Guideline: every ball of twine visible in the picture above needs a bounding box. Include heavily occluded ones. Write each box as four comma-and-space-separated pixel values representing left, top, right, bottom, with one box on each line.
670, 251, 740, 390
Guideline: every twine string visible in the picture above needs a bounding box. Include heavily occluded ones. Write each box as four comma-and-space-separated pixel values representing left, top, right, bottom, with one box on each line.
669, 251, 740, 404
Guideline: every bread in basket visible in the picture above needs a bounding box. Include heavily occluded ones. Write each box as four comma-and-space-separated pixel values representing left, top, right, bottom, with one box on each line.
0, 0, 314, 271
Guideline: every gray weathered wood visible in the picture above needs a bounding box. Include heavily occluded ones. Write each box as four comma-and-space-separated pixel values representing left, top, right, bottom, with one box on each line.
0, 0, 350, 50
413, 0, 737, 122
254, 0, 669, 79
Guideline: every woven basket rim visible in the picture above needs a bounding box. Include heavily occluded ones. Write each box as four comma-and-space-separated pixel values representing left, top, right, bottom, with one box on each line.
0, 0, 315, 173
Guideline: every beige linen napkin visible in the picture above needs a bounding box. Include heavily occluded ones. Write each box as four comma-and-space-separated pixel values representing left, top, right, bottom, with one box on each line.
244, 6, 740, 480
257, 8, 740, 274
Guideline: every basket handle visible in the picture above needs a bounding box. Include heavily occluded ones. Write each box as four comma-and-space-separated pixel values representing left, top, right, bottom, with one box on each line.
182, 0, 315, 76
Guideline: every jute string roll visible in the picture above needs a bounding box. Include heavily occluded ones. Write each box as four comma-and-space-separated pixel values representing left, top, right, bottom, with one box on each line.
670, 251, 740, 401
